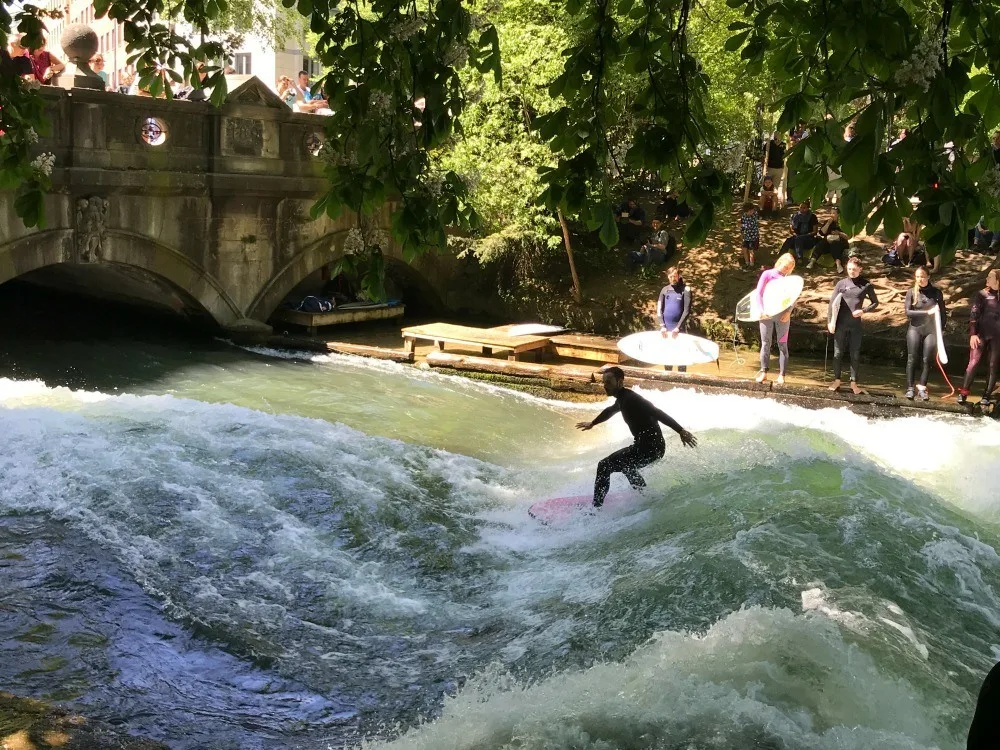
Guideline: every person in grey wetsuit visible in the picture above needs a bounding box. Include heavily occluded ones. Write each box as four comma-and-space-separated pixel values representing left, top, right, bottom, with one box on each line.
577, 367, 697, 508
656, 265, 692, 372
903, 266, 946, 401
827, 256, 879, 395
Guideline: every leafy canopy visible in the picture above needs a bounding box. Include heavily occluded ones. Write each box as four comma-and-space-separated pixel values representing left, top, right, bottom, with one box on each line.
3, 0, 1000, 265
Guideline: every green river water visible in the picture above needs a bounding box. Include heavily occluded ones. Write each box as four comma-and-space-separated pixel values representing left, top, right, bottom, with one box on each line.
1, 291, 999, 749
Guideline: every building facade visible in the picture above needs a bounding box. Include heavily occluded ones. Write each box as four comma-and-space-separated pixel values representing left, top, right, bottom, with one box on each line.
44, 1, 314, 93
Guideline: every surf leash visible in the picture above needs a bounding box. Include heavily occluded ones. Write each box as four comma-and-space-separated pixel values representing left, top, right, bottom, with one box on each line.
936, 354, 956, 399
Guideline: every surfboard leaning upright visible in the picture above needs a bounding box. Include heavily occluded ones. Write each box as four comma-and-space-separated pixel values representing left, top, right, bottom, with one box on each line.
933, 305, 949, 364
736, 274, 805, 323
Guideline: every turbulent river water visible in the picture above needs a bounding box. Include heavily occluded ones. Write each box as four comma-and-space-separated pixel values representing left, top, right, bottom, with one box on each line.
2, 304, 999, 749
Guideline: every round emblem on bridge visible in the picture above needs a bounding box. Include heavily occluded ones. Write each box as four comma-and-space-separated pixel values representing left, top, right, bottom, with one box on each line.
140, 117, 168, 146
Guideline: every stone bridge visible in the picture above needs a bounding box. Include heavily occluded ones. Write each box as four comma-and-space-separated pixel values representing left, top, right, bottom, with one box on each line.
0, 76, 485, 331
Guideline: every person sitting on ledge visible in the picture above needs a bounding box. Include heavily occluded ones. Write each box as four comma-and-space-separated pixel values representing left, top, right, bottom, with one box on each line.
616, 198, 647, 243
780, 201, 819, 262
809, 207, 848, 273
758, 174, 781, 214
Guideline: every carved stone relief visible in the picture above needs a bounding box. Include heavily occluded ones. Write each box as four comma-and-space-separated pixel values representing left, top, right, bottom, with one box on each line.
75, 196, 108, 263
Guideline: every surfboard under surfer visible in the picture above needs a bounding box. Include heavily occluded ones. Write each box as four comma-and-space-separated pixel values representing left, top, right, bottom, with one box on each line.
576, 367, 697, 508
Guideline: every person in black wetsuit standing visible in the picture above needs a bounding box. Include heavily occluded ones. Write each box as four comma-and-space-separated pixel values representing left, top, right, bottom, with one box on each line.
903, 266, 946, 401
959, 269, 1000, 407
576, 367, 697, 507
827, 256, 879, 395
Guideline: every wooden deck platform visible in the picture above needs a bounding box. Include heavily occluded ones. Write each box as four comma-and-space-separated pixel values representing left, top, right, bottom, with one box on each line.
549, 334, 626, 364
401, 323, 552, 361
272, 303, 404, 334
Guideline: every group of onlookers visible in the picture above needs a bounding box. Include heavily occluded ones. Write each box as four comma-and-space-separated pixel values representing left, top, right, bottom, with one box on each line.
5, 33, 329, 114
616, 191, 689, 271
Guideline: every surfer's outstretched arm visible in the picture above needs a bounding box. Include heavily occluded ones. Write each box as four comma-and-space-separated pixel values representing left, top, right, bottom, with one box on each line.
650, 406, 698, 447
577, 403, 619, 431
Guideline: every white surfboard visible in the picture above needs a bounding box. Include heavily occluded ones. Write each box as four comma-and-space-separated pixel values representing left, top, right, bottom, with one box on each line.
933, 304, 948, 365
828, 293, 843, 332
617, 331, 720, 367
736, 275, 805, 322
507, 323, 566, 336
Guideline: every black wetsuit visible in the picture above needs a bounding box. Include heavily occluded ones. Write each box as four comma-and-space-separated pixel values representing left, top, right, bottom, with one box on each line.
904, 284, 946, 388
589, 388, 684, 507
829, 276, 878, 382
963, 289, 1000, 399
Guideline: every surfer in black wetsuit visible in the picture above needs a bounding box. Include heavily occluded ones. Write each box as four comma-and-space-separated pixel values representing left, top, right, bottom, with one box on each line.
827, 256, 879, 395
576, 367, 697, 508
959, 269, 1000, 407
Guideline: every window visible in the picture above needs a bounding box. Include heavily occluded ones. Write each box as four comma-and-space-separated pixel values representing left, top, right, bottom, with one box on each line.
234, 53, 252, 75
302, 57, 322, 77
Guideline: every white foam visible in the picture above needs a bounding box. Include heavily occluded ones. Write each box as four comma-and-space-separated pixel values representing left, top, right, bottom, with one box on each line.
360, 607, 947, 750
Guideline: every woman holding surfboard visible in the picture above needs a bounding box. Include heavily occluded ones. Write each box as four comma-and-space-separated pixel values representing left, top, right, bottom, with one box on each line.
904, 267, 946, 401
656, 266, 692, 372
755, 253, 797, 385
827, 256, 879, 395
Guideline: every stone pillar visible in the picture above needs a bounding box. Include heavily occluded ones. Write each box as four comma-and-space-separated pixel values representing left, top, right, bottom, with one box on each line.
52, 24, 104, 91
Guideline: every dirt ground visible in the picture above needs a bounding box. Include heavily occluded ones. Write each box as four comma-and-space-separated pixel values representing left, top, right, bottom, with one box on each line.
587, 202, 998, 343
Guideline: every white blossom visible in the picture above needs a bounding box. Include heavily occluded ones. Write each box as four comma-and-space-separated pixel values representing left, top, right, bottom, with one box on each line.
980, 165, 1000, 200
343, 227, 365, 254
369, 90, 392, 117
894, 32, 942, 92
25, 128, 38, 144
423, 172, 446, 198
30, 152, 55, 177
393, 12, 426, 41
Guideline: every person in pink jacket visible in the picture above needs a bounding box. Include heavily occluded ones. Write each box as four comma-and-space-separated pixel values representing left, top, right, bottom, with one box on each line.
755, 253, 797, 385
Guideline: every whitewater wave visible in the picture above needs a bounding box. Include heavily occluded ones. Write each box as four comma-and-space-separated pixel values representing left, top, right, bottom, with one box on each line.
360, 606, 951, 750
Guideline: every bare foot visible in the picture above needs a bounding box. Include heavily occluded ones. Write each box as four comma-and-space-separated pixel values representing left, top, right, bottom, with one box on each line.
850, 382, 865, 395
755, 371, 767, 383
828, 379, 842, 392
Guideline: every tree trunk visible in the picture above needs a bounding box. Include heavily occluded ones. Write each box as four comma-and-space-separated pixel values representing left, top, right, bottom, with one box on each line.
558, 209, 583, 303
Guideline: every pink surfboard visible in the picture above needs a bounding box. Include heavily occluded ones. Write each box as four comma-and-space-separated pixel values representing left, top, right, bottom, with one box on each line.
528, 492, 633, 524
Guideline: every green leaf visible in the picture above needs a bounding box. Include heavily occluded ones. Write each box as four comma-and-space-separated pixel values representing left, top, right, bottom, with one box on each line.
725, 30, 750, 52
598, 207, 619, 248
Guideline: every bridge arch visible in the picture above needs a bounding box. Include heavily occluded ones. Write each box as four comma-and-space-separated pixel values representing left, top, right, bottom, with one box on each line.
247, 230, 446, 322
0, 230, 244, 327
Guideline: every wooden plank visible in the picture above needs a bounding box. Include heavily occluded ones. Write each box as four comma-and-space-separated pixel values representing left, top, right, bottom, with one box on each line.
552, 344, 625, 363
550, 334, 621, 351
549, 333, 626, 363
327, 342, 414, 363
400, 323, 552, 353
425, 351, 555, 377
272, 304, 404, 329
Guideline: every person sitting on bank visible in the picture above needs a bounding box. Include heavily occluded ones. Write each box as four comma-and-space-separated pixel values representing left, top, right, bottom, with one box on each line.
809, 207, 848, 273
827, 256, 879, 395
656, 189, 692, 221
758, 174, 780, 214
970, 217, 998, 255
656, 265, 692, 372
739, 202, 759, 269
781, 201, 819, 261
617, 198, 647, 243
626, 219, 674, 270
903, 266, 946, 401
763, 132, 786, 204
